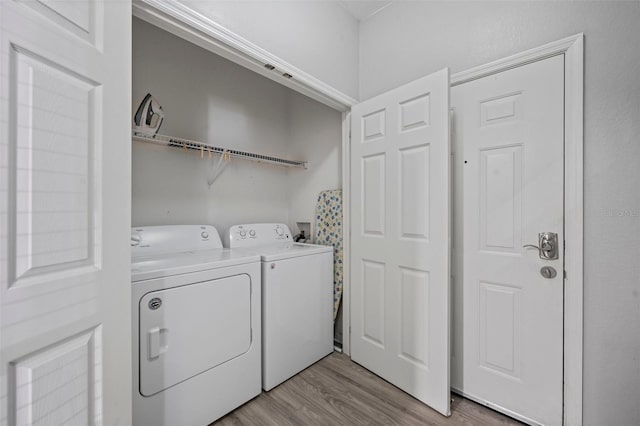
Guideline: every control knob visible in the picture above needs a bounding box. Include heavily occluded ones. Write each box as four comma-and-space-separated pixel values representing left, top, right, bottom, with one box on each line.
239, 229, 247, 238
249, 229, 256, 237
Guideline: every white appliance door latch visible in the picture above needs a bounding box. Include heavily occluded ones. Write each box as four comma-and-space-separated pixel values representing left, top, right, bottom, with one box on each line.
148, 327, 169, 359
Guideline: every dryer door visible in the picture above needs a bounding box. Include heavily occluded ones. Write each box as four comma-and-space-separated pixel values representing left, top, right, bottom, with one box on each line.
139, 274, 252, 396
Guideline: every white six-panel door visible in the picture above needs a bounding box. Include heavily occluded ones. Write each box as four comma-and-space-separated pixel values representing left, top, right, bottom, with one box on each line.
451, 55, 564, 425
350, 69, 450, 416
0, 1, 131, 425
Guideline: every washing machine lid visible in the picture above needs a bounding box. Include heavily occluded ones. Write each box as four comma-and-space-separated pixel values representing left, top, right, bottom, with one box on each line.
253, 242, 333, 262
131, 248, 260, 282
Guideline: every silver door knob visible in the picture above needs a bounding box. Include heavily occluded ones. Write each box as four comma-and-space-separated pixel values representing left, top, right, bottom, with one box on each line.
523, 232, 559, 260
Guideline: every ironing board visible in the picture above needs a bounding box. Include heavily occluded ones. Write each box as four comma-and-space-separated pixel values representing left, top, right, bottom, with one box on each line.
315, 189, 343, 321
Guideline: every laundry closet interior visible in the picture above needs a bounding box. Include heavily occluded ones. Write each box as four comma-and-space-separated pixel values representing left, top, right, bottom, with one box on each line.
132, 18, 343, 250
131, 6, 574, 426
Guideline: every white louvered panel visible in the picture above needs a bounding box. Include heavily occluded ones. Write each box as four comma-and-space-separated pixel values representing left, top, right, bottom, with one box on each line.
12, 46, 95, 284
2, 280, 98, 340
0, 29, 9, 426
35, 0, 92, 33
16, 0, 101, 46
1, 0, 129, 423
0, 374, 6, 426
0, 39, 8, 267
4, 275, 96, 313
2, 28, 102, 426
13, 327, 102, 426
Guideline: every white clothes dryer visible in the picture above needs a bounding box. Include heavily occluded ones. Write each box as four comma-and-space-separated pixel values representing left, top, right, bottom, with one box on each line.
229, 223, 333, 391
131, 225, 261, 426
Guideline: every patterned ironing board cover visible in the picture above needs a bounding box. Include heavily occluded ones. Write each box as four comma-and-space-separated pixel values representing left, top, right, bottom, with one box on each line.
315, 189, 343, 321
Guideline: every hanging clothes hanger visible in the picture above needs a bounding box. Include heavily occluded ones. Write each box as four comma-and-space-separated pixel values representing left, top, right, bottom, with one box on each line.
207, 149, 230, 187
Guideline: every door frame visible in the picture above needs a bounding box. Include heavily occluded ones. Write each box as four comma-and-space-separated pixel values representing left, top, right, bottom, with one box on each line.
343, 34, 584, 425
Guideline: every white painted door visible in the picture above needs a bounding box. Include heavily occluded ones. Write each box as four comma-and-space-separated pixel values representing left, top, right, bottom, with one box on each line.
0, 1, 132, 425
451, 55, 564, 425
351, 69, 450, 416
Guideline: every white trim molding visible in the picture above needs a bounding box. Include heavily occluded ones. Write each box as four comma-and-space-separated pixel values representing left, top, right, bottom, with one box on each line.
341, 111, 352, 355
561, 34, 584, 426
450, 34, 585, 426
132, 0, 357, 112
451, 33, 584, 88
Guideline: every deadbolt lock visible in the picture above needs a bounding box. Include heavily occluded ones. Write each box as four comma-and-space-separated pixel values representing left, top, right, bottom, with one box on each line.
540, 266, 557, 279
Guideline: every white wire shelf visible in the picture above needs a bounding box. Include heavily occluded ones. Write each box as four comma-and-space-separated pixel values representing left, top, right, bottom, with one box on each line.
132, 131, 308, 169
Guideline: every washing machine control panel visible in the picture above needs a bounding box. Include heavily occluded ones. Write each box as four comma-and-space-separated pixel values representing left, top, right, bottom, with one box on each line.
131, 225, 223, 257
229, 223, 292, 247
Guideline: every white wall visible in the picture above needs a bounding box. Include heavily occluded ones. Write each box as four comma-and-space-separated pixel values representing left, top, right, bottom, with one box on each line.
286, 94, 342, 239
360, 3, 640, 425
180, 0, 360, 100
132, 18, 342, 244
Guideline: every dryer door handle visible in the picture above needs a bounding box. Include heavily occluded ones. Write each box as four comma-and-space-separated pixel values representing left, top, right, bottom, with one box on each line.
148, 327, 168, 359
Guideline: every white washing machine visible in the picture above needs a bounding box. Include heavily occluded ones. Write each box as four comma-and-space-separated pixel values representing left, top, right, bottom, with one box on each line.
229, 223, 333, 391
131, 225, 261, 426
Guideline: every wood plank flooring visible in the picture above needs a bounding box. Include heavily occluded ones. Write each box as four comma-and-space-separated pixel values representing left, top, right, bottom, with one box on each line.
213, 352, 522, 425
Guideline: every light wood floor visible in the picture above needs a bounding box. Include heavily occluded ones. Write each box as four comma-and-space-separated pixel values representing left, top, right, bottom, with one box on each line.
213, 352, 522, 425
